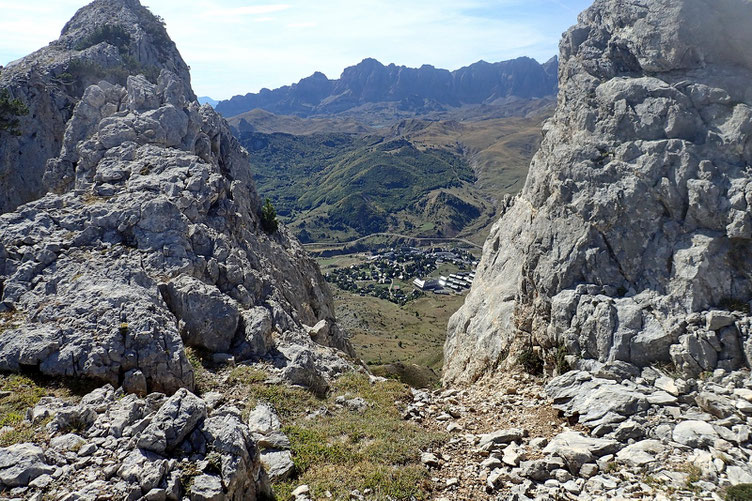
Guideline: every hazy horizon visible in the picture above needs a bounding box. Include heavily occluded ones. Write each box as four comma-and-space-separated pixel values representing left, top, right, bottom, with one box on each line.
0, 0, 593, 100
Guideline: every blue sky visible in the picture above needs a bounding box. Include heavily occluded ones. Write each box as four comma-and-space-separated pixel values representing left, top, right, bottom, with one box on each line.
0, 0, 593, 100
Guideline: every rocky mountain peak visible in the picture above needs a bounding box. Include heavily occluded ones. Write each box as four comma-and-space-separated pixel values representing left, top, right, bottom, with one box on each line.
215, 56, 558, 119
57, 0, 193, 90
444, 0, 752, 384
0, 0, 353, 397
0, 0, 194, 214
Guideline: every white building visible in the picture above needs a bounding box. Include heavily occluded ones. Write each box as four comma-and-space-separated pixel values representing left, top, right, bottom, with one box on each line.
413, 278, 441, 290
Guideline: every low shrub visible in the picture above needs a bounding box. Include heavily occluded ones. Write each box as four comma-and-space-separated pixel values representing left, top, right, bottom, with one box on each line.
0, 88, 29, 136
260, 198, 279, 234
727, 484, 752, 501
517, 349, 543, 375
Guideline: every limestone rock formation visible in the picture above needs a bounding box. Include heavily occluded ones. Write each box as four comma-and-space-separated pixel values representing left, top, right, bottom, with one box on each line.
445, 0, 752, 384
7, 384, 272, 500
0, 0, 193, 214
0, 0, 353, 395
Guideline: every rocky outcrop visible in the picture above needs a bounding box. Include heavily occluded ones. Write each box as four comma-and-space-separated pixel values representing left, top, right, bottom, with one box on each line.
0, 0, 193, 214
410, 367, 752, 499
444, 0, 752, 384
215, 56, 558, 118
0, 0, 353, 394
4, 384, 272, 500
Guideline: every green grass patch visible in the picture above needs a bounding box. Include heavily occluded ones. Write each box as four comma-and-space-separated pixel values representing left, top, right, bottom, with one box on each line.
185, 347, 213, 395
227, 365, 269, 386
242, 383, 319, 420
0, 373, 84, 446
0, 423, 38, 447
226, 371, 446, 500
332, 288, 465, 379
0, 374, 47, 416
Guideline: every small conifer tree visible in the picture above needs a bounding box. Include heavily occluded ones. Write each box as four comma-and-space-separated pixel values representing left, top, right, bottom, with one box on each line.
260, 198, 278, 234
0, 88, 29, 136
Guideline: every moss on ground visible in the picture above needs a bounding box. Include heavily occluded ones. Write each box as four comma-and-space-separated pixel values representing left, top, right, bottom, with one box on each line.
726, 483, 752, 501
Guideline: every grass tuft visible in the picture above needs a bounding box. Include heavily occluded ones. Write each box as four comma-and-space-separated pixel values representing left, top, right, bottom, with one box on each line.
227, 365, 268, 386
0, 374, 81, 446
185, 347, 213, 395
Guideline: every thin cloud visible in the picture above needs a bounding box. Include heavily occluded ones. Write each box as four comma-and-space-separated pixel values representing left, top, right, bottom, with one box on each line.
286, 21, 316, 28
205, 4, 290, 17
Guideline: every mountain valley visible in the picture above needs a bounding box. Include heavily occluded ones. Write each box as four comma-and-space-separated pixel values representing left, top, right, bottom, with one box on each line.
228, 105, 551, 245
215, 56, 557, 245
0, 0, 751, 500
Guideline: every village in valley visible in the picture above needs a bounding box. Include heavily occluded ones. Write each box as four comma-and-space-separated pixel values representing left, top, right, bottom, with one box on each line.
323, 246, 479, 306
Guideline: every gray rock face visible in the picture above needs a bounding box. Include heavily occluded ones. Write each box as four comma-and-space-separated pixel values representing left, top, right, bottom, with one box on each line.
191, 474, 223, 501
260, 449, 295, 481
0, 443, 55, 487
546, 371, 650, 428
138, 388, 207, 453
672, 420, 719, 448
202, 406, 268, 499
0, 0, 353, 394
247, 402, 295, 483
247, 403, 281, 436
615, 440, 665, 466
478, 429, 526, 450
0, 0, 194, 214
160, 276, 239, 353
543, 432, 620, 473
21, 384, 270, 500
444, 0, 752, 384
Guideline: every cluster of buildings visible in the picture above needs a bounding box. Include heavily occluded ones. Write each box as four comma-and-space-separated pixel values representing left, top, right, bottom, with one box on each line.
413, 271, 476, 294
325, 245, 478, 304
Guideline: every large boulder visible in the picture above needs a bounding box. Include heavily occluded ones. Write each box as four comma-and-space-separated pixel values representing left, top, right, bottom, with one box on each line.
546, 371, 650, 428
138, 388, 207, 453
672, 420, 719, 448
160, 276, 240, 353
543, 432, 621, 473
444, 0, 752, 384
0, 443, 55, 487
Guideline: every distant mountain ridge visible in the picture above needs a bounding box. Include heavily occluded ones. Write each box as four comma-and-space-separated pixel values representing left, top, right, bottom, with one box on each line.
216, 56, 558, 118
198, 96, 218, 107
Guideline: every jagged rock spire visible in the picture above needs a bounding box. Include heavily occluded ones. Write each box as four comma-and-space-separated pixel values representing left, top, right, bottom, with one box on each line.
0, 0, 194, 213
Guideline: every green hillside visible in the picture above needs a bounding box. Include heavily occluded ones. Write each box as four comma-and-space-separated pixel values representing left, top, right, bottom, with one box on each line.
241, 131, 488, 242
234, 104, 551, 244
